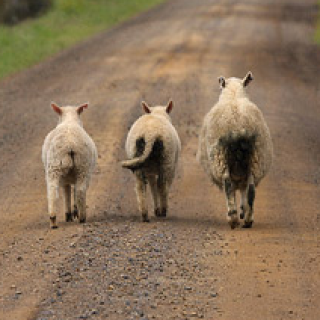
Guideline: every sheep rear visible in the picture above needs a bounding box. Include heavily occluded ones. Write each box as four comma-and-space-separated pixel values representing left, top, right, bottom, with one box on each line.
122, 137, 164, 171
220, 134, 256, 182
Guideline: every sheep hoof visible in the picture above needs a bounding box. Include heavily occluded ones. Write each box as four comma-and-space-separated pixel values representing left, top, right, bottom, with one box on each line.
228, 211, 240, 229
243, 221, 253, 228
65, 212, 73, 222
73, 208, 78, 219
155, 208, 167, 218
229, 220, 240, 229
50, 216, 58, 229
154, 208, 161, 217
160, 208, 167, 217
79, 218, 86, 224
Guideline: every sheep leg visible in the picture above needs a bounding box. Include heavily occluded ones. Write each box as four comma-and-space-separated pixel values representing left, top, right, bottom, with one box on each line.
76, 181, 87, 224
135, 173, 149, 222
158, 174, 168, 217
47, 180, 59, 229
243, 175, 255, 228
73, 185, 78, 219
224, 176, 239, 229
63, 184, 73, 222
240, 188, 248, 220
148, 175, 160, 217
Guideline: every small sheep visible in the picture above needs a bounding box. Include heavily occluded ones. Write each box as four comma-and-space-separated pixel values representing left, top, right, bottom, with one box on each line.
122, 100, 181, 222
197, 72, 273, 229
42, 103, 97, 228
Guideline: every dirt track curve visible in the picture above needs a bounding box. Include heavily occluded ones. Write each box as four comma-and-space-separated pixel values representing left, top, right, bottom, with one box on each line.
0, 0, 319, 319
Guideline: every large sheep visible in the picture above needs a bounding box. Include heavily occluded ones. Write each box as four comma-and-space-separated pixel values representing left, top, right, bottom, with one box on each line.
197, 72, 273, 229
42, 103, 97, 228
122, 100, 181, 222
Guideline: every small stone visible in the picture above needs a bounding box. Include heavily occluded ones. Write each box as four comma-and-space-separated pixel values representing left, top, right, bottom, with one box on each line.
56, 290, 64, 297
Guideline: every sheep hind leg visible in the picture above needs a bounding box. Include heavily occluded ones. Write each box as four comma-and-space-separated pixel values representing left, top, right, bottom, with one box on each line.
148, 175, 160, 217
47, 180, 59, 229
73, 185, 78, 220
158, 174, 168, 218
135, 173, 149, 222
224, 176, 239, 229
240, 187, 248, 220
76, 181, 87, 224
64, 184, 73, 222
243, 175, 255, 228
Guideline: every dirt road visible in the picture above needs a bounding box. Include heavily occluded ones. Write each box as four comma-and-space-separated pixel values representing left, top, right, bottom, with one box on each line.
0, 0, 319, 319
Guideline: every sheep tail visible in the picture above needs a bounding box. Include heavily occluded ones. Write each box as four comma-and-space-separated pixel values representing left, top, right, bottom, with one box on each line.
60, 150, 76, 170
69, 150, 75, 167
121, 135, 159, 171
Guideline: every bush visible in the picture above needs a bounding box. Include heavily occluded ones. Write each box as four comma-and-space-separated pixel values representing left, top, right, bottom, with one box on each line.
0, 0, 52, 25
0, 0, 165, 79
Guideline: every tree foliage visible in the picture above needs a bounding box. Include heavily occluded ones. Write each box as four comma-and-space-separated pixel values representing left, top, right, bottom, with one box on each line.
0, 0, 52, 25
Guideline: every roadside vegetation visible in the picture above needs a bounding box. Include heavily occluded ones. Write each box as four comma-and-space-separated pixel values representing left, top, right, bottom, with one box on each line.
0, 0, 52, 25
0, 0, 165, 79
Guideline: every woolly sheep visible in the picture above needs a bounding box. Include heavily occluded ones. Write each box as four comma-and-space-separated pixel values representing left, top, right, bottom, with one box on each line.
197, 72, 273, 229
122, 100, 181, 222
42, 103, 97, 228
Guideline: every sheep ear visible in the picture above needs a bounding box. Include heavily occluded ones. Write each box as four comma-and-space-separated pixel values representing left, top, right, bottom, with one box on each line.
51, 102, 62, 115
77, 103, 88, 115
243, 72, 253, 87
166, 100, 174, 114
218, 76, 226, 89
142, 101, 151, 114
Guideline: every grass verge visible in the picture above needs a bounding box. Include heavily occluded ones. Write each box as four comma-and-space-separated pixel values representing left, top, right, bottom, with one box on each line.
0, 0, 165, 79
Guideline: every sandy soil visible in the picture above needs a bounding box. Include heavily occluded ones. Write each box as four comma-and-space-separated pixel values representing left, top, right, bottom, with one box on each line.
0, 0, 319, 319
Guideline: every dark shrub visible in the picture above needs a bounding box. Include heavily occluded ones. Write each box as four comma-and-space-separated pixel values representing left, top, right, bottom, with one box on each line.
0, 0, 52, 25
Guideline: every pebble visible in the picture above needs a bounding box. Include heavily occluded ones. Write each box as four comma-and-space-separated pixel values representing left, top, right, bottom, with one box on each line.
34, 223, 227, 319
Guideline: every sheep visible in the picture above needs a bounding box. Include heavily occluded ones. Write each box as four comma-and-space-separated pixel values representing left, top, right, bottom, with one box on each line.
42, 103, 97, 228
121, 100, 181, 222
197, 72, 273, 229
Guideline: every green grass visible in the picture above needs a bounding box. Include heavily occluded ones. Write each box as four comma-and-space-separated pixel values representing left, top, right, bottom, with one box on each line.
316, 1, 320, 44
0, 0, 165, 79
